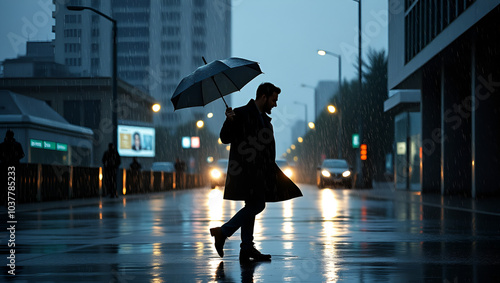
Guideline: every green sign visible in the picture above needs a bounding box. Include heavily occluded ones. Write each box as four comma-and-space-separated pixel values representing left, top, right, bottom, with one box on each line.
352, 134, 360, 148
30, 139, 68, 152
57, 143, 68, 152
44, 141, 56, 150
30, 139, 43, 148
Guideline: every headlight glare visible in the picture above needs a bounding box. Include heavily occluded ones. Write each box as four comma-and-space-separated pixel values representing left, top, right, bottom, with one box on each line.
321, 170, 331, 177
210, 169, 221, 179
342, 170, 351, 177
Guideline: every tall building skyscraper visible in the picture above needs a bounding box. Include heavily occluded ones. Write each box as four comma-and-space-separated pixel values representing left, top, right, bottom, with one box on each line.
53, 0, 231, 133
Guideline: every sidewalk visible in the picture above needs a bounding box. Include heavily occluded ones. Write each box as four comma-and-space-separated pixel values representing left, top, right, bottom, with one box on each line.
351, 181, 500, 216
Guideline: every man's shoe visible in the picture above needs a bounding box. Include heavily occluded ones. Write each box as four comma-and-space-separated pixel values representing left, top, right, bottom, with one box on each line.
239, 247, 271, 262
210, 227, 226, 258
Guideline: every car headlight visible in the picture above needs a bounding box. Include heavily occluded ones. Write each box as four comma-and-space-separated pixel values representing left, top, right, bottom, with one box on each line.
342, 170, 351, 177
284, 168, 293, 178
321, 170, 331, 177
210, 169, 222, 179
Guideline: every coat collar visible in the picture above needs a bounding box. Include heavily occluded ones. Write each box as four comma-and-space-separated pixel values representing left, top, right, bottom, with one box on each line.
248, 99, 272, 123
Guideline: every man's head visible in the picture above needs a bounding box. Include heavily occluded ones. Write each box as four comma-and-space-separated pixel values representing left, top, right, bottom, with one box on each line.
255, 82, 280, 114
5, 130, 14, 140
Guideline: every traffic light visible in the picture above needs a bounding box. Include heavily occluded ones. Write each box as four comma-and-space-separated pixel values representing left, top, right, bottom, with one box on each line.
360, 144, 367, 160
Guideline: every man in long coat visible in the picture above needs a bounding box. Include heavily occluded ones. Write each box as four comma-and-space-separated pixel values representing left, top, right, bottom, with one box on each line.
210, 82, 302, 262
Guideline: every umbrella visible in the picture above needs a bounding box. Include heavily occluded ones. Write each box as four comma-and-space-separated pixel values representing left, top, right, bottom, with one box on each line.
171, 57, 262, 110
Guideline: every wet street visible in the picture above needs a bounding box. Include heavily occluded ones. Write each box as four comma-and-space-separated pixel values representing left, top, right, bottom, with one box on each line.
3, 183, 500, 282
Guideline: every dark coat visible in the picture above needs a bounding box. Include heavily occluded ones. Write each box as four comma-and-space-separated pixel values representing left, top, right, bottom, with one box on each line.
220, 100, 302, 202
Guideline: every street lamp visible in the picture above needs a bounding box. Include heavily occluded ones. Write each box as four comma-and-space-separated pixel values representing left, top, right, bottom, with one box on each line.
301, 83, 317, 120
327, 105, 336, 114
196, 120, 204, 129
327, 104, 343, 158
293, 101, 308, 134
67, 5, 118, 145
317, 49, 342, 91
152, 103, 161, 112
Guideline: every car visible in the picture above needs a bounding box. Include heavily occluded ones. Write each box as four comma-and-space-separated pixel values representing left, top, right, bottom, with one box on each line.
209, 159, 228, 189
276, 159, 294, 181
151, 162, 175, 173
317, 159, 353, 188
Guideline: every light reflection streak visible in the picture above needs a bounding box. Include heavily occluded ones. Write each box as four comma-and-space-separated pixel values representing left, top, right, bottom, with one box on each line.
208, 188, 224, 228
99, 200, 103, 220
282, 200, 295, 242
320, 189, 339, 282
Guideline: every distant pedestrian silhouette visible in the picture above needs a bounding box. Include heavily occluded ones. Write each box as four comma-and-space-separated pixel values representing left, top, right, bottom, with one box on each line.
174, 157, 186, 188
209, 83, 302, 262
102, 143, 121, 198
0, 130, 24, 166
129, 157, 142, 192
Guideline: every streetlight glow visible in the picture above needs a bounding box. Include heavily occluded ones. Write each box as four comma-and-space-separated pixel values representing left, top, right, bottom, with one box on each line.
152, 103, 161, 112
327, 105, 336, 114
308, 122, 315, 129
317, 49, 327, 56
196, 120, 204, 128
298, 137, 303, 143
207, 112, 214, 118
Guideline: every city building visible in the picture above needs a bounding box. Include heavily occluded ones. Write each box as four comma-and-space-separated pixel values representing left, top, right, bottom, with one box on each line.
52, 0, 232, 134
0, 77, 157, 167
0, 90, 93, 166
2, 41, 73, 78
313, 80, 338, 121
386, 1, 500, 197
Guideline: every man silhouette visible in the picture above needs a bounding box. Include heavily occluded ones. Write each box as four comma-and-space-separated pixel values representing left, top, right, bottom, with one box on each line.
209, 82, 302, 262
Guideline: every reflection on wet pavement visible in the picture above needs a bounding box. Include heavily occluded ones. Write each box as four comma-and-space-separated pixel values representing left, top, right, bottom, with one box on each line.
5, 184, 500, 282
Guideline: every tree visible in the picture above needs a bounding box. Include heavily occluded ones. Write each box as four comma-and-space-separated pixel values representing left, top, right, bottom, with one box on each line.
291, 49, 392, 183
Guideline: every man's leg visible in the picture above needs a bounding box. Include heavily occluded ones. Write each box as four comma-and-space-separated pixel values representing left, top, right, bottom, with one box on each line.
221, 198, 265, 241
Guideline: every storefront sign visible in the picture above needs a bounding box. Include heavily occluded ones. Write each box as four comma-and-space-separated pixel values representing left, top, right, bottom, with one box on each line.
30, 139, 68, 152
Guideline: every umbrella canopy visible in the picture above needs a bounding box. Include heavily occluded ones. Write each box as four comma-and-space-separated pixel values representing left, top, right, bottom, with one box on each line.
171, 57, 262, 110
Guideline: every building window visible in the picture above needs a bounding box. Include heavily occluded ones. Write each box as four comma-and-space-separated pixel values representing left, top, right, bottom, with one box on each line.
161, 41, 181, 51
161, 55, 180, 65
65, 58, 82, 66
118, 42, 149, 53
91, 28, 99, 37
91, 43, 99, 53
163, 0, 180, 6
162, 12, 181, 22
111, 0, 150, 7
64, 29, 82, 38
114, 13, 150, 23
193, 26, 205, 36
193, 12, 205, 23
91, 58, 100, 68
91, 15, 100, 24
64, 43, 81, 53
404, 0, 476, 63
162, 26, 180, 36
192, 41, 205, 52
64, 15, 82, 24
118, 56, 149, 65
193, 0, 205, 7
118, 27, 150, 37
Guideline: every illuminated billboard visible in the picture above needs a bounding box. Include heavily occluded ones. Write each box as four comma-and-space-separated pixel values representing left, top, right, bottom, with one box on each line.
117, 125, 155, 157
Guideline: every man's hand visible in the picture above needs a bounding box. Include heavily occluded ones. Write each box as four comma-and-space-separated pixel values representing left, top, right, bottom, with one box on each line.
225, 107, 235, 121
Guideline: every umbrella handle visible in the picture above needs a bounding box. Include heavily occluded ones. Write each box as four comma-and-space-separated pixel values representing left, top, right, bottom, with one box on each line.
202, 56, 229, 109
